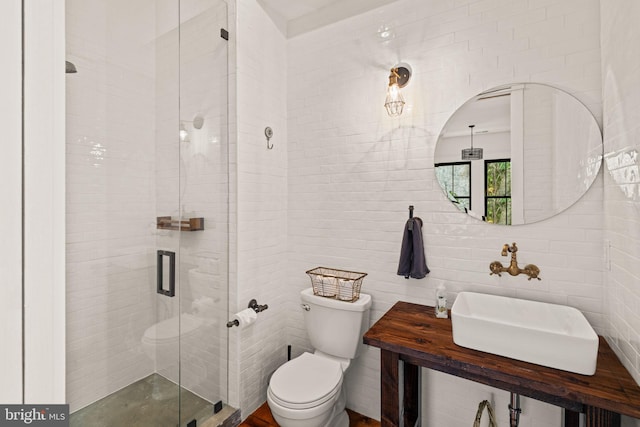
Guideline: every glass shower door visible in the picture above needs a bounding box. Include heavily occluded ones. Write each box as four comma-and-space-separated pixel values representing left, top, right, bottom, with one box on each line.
176, 1, 230, 424
65, 0, 229, 425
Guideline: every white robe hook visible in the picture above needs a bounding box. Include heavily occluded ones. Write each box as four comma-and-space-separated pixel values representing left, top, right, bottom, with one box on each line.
265, 127, 274, 149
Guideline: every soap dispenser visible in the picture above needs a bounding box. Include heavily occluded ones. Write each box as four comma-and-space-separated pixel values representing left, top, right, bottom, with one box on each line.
435, 283, 448, 318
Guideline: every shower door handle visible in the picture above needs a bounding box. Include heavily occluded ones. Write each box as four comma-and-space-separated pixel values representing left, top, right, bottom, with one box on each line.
157, 250, 176, 297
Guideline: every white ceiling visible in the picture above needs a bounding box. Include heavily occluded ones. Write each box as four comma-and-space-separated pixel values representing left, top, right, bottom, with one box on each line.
441, 94, 512, 138
258, 0, 400, 38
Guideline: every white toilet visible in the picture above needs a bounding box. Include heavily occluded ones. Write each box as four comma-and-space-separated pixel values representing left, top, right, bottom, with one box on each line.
267, 287, 372, 427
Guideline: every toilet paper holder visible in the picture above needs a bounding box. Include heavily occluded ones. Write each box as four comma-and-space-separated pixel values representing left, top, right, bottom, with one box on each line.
227, 299, 269, 327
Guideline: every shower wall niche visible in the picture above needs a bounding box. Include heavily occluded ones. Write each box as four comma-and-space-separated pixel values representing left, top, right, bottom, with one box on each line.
65, 0, 228, 421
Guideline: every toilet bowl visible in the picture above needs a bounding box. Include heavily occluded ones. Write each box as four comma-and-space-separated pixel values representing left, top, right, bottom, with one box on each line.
267, 288, 371, 427
267, 352, 348, 427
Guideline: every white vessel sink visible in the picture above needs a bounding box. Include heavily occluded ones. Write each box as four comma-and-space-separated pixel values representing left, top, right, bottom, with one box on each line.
451, 292, 599, 375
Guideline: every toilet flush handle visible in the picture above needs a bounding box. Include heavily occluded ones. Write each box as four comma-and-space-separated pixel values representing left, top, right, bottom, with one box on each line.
301, 304, 311, 311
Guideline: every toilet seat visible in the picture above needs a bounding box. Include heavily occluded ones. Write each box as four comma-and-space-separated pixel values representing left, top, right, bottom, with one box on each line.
142, 314, 203, 344
268, 352, 343, 410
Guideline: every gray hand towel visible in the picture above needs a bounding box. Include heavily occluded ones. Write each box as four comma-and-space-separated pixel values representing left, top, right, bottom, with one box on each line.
397, 217, 430, 279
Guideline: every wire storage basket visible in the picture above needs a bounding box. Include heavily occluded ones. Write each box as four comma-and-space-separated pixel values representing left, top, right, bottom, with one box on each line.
305, 267, 367, 302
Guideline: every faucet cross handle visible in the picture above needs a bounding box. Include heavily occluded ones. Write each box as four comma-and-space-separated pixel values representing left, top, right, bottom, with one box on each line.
523, 264, 541, 281
489, 261, 504, 276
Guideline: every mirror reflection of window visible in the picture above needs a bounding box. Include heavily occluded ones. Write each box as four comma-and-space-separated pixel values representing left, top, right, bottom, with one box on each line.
435, 162, 471, 211
433, 83, 602, 225
485, 159, 511, 225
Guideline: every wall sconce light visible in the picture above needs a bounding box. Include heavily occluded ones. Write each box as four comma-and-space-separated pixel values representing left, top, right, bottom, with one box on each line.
384, 64, 411, 117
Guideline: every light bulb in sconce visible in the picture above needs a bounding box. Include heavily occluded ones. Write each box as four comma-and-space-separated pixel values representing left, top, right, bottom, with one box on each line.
384, 64, 411, 117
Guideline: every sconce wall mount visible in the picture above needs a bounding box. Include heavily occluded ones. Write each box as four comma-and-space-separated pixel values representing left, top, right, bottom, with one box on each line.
384, 63, 412, 117
392, 65, 411, 88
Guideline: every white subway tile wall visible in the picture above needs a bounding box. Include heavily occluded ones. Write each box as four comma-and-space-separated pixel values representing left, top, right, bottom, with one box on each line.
65, 0, 158, 411
232, 0, 289, 416
601, 0, 640, 410
285, 0, 606, 425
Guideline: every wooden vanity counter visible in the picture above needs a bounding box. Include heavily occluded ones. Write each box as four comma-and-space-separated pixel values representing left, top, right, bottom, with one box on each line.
363, 301, 640, 427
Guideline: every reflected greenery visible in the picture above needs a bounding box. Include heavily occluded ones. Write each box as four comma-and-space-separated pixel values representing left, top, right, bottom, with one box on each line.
435, 163, 470, 211
486, 160, 511, 224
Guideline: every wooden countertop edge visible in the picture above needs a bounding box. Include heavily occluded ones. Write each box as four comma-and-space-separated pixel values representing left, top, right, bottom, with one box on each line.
363, 301, 640, 419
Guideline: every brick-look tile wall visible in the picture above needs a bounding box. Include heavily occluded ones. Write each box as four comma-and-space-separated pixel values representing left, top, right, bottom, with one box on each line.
286, 0, 604, 425
601, 3, 640, 427
65, 0, 157, 411
233, 0, 289, 418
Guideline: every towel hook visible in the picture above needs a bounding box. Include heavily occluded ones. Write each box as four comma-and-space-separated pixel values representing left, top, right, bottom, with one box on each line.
408, 205, 414, 230
265, 127, 274, 149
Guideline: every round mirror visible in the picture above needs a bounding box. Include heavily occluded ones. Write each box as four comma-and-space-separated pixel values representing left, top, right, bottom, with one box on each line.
434, 83, 603, 225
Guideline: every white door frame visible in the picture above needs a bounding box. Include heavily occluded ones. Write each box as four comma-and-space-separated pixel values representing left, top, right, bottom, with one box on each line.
0, 0, 25, 404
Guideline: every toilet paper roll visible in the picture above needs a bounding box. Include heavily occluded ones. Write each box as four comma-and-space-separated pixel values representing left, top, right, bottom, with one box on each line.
233, 308, 258, 328
318, 276, 336, 296
337, 279, 354, 301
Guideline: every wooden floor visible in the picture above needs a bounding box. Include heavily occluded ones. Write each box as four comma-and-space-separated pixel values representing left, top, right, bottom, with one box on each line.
239, 402, 380, 427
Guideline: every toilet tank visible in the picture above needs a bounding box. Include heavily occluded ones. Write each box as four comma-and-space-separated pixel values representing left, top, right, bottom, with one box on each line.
300, 287, 372, 359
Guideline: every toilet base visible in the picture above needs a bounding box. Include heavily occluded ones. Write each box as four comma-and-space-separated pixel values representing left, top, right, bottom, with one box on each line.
267, 386, 347, 427
325, 387, 348, 427
329, 409, 348, 427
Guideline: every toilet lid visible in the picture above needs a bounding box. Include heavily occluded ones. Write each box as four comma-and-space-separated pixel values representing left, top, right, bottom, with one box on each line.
269, 352, 343, 409
143, 314, 202, 343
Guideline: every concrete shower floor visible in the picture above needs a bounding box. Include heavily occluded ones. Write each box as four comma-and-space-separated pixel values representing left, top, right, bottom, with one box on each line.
70, 373, 237, 427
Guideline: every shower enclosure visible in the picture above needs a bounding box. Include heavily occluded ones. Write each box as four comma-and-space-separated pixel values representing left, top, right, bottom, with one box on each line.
65, 0, 231, 425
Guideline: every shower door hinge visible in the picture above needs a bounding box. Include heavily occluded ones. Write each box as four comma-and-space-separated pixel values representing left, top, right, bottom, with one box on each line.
220, 28, 229, 40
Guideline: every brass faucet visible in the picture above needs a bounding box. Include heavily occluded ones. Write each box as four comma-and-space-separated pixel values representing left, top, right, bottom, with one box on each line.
489, 242, 541, 280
